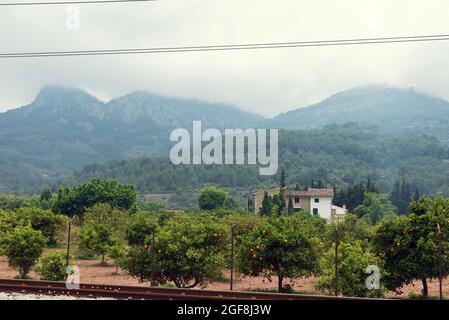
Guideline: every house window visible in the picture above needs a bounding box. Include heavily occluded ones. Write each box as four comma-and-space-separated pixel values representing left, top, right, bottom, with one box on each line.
314, 198, 320, 203
313, 208, 319, 215
294, 197, 300, 203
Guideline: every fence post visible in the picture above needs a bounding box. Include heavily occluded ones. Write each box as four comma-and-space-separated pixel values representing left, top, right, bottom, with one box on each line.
230, 224, 236, 291
335, 220, 340, 296
437, 222, 443, 300
66, 215, 76, 268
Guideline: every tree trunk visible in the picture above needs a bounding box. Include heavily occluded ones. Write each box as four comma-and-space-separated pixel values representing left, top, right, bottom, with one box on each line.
278, 276, 284, 293
101, 253, 106, 266
182, 279, 200, 289
421, 279, 429, 297
20, 268, 28, 279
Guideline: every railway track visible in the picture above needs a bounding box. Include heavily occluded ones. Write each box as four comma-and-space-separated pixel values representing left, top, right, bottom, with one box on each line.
0, 278, 381, 300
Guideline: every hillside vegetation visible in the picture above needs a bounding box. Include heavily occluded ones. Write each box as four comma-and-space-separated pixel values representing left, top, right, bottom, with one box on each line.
55, 129, 449, 197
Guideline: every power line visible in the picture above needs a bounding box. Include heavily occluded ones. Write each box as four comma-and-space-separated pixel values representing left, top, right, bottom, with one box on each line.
1, 34, 449, 59
0, 0, 157, 6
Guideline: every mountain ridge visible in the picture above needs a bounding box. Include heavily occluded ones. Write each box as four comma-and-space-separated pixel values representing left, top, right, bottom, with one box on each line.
269, 85, 449, 141
0, 86, 265, 192
2, 84, 449, 192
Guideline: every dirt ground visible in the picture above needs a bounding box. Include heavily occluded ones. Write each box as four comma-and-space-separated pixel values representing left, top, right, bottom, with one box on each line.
0, 255, 446, 298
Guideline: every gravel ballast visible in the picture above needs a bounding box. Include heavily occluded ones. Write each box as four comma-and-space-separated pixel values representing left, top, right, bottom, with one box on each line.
0, 291, 113, 300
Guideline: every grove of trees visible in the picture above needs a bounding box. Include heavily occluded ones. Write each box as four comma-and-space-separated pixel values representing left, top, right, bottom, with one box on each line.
1, 178, 449, 299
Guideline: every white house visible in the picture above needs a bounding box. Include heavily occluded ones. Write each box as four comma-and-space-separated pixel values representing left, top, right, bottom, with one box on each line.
252, 187, 347, 221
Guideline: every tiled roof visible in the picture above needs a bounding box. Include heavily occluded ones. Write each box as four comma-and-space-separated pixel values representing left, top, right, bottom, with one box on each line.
287, 188, 334, 197
252, 188, 280, 195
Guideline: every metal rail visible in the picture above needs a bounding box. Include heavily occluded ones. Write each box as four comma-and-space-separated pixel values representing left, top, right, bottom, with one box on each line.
0, 278, 383, 300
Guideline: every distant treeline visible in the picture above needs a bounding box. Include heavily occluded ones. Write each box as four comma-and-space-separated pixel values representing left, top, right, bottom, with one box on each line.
43, 129, 449, 198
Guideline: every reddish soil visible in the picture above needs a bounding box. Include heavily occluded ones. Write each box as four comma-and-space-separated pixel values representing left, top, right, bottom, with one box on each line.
0, 255, 446, 298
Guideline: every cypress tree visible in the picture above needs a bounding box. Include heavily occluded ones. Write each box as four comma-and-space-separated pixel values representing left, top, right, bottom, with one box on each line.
413, 188, 420, 201
278, 169, 286, 215
260, 191, 272, 216
390, 180, 401, 213
287, 197, 294, 215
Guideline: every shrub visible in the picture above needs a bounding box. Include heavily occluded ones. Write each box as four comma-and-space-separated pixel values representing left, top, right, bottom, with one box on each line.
17, 208, 65, 246
80, 221, 115, 265
198, 186, 228, 210
108, 243, 128, 274
1, 225, 48, 278
37, 252, 69, 281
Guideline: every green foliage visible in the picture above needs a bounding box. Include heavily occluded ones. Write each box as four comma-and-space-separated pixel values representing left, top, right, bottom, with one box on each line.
198, 186, 228, 211
83, 203, 129, 240
123, 214, 228, 288
315, 241, 383, 297
0, 210, 27, 240
40, 189, 53, 201
237, 215, 320, 292
325, 214, 374, 248
36, 252, 69, 281
390, 179, 412, 215
16, 207, 65, 245
333, 180, 378, 211
287, 197, 293, 215
125, 212, 157, 246
154, 216, 228, 288
1, 226, 48, 278
138, 200, 167, 211
108, 243, 128, 274
372, 195, 449, 296
0, 86, 264, 193
260, 191, 272, 216
220, 213, 262, 239
121, 247, 161, 284
78, 203, 129, 264
0, 194, 44, 210
0, 208, 64, 247
58, 129, 449, 204
222, 196, 239, 209
79, 222, 115, 265
52, 178, 137, 217
354, 193, 397, 224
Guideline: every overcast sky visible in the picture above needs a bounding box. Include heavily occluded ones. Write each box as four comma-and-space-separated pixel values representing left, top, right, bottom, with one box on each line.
1, 0, 449, 117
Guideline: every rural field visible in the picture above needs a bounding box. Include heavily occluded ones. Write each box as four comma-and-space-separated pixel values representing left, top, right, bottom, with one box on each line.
1, 254, 447, 299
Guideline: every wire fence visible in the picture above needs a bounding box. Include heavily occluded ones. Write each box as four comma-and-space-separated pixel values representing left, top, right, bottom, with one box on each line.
0, 218, 447, 298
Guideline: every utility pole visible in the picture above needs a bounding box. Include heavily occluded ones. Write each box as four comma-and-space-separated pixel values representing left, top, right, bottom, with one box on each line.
230, 224, 236, 291
66, 215, 77, 268
335, 220, 340, 297
150, 224, 156, 287
437, 222, 443, 300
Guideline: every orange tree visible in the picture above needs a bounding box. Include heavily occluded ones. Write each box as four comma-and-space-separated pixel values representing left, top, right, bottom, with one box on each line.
315, 241, 383, 297
1, 225, 48, 279
236, 214, 323, 292
372, 195, 449, 297
125, 212, 158, 247
123, 213, 228, 288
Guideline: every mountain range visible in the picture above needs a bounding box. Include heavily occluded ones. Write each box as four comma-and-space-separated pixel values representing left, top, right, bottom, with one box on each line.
270, 84, 449, 141
0, 86, 263, 191
1, 84, 449, 192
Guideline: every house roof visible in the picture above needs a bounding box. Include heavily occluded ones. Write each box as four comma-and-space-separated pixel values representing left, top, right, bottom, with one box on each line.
287, 188, 334, 197
252, 188, 280, 196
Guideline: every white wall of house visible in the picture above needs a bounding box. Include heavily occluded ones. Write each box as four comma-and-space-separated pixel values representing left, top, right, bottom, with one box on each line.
310, 197, 332, 220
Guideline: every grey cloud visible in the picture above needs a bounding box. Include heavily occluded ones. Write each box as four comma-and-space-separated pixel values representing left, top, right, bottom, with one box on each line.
1, 0, 449, 116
